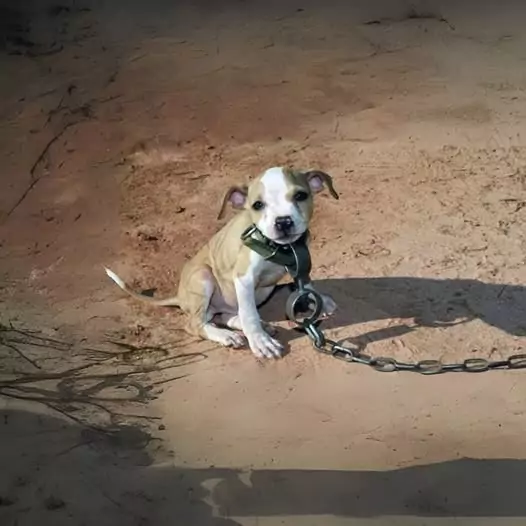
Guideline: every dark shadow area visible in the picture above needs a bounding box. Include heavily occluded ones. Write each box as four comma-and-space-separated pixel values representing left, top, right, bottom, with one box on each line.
0, 0, 85, 57
0, 323, 208, 432
261, 276, 526, 347
1, 408, 526, 525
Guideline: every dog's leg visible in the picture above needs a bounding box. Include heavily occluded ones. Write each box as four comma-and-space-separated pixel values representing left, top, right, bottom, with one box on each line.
218, 313, 277, 337
234, 276, 283, 359
255, 286, 278, 335
217, 313, 243, 330
184, 268, 245, 348
201, 324, 245, 348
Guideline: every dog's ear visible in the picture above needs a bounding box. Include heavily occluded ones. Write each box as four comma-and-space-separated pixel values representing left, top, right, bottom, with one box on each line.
303, 170, 339, 200
217, 185, 249, 219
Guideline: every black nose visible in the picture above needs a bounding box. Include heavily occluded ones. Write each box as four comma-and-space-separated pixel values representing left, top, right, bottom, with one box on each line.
275, 216, 294, 233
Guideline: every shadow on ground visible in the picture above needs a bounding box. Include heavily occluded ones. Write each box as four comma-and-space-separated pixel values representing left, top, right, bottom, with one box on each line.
261, 277, 526, 348
1, 408, 526, 525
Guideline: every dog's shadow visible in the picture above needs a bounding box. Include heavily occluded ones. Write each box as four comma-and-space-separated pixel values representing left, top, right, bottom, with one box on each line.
259, 276, 526, 351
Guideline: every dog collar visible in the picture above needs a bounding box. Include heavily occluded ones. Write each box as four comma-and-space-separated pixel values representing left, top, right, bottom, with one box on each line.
240, 224, 312, 282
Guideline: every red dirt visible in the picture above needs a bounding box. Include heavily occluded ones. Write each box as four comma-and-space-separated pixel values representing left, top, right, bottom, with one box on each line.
1, 1, 526, 524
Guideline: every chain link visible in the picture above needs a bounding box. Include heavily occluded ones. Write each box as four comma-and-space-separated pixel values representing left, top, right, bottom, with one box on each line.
299, 320, 526, 374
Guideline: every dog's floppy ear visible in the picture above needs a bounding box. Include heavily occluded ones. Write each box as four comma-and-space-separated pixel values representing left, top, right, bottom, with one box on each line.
217, 185, 249, 219
303, 170, 339, 200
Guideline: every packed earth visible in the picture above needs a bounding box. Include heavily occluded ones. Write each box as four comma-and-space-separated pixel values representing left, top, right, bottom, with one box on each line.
1, 0, 526, 524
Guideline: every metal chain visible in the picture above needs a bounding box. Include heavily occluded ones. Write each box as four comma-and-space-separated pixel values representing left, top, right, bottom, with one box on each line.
301, 320, 526, 374
256, 235, 526, 375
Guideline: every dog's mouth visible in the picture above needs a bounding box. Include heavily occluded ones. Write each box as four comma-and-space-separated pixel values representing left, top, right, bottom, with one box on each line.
271, 231, 305, 244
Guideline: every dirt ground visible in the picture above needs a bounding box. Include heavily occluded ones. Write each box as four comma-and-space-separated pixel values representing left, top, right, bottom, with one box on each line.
1, 0, 526, 524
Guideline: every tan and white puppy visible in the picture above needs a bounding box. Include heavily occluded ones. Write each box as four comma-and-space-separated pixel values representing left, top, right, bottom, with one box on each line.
105, 167, 338, 359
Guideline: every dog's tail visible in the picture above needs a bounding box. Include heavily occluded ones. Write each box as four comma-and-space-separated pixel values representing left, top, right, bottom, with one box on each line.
104, 267, 180, 307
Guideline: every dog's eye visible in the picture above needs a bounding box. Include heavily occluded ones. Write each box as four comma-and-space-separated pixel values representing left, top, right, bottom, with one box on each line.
252, 200, 265, 211
294, 190, 309, 202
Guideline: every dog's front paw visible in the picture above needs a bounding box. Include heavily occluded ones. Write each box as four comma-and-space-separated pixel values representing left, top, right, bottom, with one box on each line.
247, 331, 283, 359
321, 294, 337, 318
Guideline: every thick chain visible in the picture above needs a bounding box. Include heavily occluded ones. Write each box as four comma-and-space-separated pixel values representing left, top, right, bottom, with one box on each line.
285, 280, 526, 374
248, 234, 526, 374
301, 320, 526, 374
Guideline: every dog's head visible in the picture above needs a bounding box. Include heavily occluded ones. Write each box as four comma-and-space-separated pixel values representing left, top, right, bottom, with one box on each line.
218, 167, 339, 244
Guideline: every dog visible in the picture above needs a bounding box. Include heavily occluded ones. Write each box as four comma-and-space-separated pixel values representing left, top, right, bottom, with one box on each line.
105, 167, 339, 359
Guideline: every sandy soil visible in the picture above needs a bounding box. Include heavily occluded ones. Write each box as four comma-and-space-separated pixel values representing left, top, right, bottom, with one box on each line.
1, 0, 526, 524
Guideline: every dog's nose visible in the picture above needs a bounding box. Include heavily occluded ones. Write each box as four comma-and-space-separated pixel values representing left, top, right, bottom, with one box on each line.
275, 216, 294, 233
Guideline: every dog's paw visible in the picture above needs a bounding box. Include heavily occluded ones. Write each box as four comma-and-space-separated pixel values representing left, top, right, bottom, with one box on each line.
225, 331, 247, 348
247, 331, 283, 359
320, 294, 337, 318
205, 326, 246, 348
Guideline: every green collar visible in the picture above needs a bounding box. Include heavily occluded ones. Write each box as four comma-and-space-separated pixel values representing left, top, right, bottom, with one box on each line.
241, 224, 312, 282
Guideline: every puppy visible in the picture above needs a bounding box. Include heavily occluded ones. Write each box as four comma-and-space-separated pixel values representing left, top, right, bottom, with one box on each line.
105, 167, 338, 358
